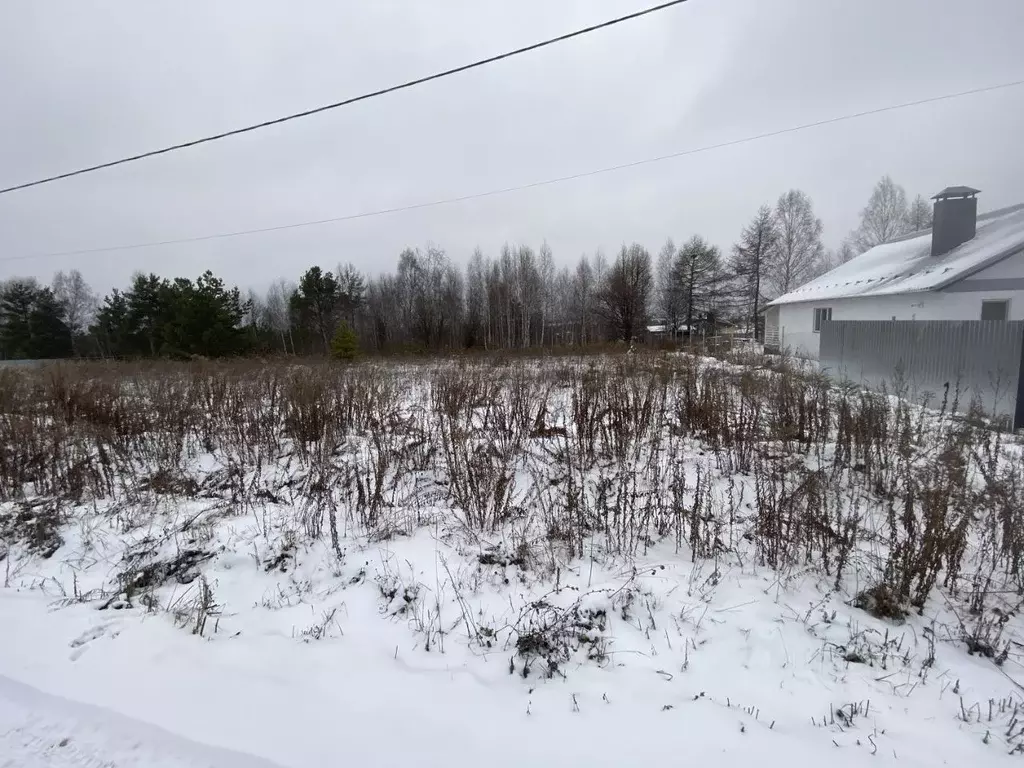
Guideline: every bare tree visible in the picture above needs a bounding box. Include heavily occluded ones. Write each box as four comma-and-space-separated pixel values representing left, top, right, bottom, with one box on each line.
464, 248, 487, 348
655, 238, 682, 333
335, 263, 366, 327
731, 205, 778, 339
835, 239, 857, 265
550, 266, 574, 345
51, 270, 97, 353
365, 275, 400, 351
570, 254, 597, 345
517, 246, 544, 347
853, 175, 910, 252
265, 279, 295, 353
676, 235, 722, 332
770, 190, 825, 296
498, 245, 518, 347
393, 245, 462, 350
907, 194, 933, 232
599, 244, 652, 342
537, 242, 555, 346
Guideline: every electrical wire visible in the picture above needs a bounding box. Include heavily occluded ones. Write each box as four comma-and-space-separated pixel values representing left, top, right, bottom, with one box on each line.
0, 0, 693, 195
6, 77, 1021, 265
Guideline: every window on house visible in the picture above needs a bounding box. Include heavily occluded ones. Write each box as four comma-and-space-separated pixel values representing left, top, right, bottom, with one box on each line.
981, 300, 1009, 321
813, 307, 832, 332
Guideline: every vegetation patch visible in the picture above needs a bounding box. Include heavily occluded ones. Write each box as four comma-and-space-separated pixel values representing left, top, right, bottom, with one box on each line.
0, 500, 64, 558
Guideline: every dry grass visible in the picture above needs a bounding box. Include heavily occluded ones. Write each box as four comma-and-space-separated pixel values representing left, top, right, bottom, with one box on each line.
0, 350, 1021, 661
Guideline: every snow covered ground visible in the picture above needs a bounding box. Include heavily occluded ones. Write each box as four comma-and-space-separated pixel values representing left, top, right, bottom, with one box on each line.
4, 521, 1022, 766
2, 355, 1023, 766
0, 670, 280, 767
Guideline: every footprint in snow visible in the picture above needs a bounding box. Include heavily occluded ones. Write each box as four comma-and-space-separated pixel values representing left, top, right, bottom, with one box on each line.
68, 624, 120, 661
69, 625, 107, 649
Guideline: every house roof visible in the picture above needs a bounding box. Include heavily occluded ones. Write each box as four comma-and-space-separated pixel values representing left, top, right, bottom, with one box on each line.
767, 203, 1024, 307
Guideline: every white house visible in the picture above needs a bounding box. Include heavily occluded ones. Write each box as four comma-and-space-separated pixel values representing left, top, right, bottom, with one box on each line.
764, 187, 1024, 359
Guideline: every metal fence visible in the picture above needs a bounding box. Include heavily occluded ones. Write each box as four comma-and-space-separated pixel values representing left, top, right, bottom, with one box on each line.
819, 320, 1024, 430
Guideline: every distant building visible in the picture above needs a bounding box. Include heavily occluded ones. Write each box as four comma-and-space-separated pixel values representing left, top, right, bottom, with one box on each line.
764, 187, 1024, 359
645, 313, 735, 343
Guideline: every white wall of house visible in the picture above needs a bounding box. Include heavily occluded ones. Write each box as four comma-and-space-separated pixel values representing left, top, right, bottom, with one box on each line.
776, 280, 1024, 359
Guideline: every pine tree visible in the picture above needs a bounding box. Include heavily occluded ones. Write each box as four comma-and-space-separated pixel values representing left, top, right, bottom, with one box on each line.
0, 281, 72, 360
0, 280, 37, 359
292, 267, 341, 354
186, 271, 249, 357
330, 321, 359, 361
29, 288, 73, 359
91, 290, 132, 358
90, 271, 249, 359
125, 273, 167, 357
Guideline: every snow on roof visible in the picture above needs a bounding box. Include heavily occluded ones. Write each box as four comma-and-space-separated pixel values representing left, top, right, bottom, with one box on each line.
768, 204, 1024, 306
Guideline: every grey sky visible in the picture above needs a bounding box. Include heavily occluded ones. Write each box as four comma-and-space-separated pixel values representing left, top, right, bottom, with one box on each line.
1, 0, 1022, 295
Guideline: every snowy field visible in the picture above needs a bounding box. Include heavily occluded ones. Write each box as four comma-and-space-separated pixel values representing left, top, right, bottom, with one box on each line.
1, 353, 1023, 766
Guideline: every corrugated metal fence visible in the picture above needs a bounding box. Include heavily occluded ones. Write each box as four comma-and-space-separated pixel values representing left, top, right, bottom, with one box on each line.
819, 320, 1024, 429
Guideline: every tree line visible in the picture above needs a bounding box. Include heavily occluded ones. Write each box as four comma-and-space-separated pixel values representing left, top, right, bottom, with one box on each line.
0, 175, 935, 360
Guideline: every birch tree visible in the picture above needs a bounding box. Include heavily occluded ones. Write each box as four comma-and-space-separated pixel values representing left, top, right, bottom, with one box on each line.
265, 279, 295, 353
51, 269, 97, 354
770, 190, 825, 296
853, 176, 910, 251
655, 238, 682, 333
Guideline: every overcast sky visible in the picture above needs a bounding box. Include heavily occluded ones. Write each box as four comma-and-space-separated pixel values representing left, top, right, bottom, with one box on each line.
1, 0, 1022, 294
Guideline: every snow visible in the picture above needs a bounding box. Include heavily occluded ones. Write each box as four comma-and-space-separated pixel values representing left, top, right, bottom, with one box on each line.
2, 356, 1023, 766
769, 204, 1024, 306
2, 522, 1022, 766
0, 672, 282, 767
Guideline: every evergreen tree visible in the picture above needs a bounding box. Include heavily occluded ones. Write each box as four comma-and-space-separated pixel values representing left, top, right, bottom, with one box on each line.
175, 271, 249, 357
0, 280, 37, 359
89, 270, 249, 359
292, 267, 340, 354
92, 290, 132, 358
125, 273, 167, 357
330, 321, 359, 361
29, 287, 74, 359
0, 280, 73, 360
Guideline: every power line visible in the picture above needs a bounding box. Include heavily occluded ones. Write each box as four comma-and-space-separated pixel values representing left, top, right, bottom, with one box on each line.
6, 76, 1022, 265
0, 0, 694, 196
